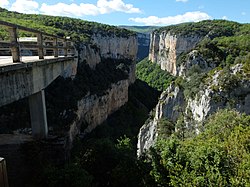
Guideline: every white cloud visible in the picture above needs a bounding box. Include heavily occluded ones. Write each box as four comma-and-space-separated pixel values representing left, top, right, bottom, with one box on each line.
222, 16, 228, 20
0, 0, 9, 8
176, 0, 188, 2
10, 0, 39, 14
40, 0, 141, 17
40, 3, 100, 16
129, 11, 212, 26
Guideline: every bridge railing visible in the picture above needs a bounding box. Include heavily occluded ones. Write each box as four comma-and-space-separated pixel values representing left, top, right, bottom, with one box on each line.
0, 20, 75, 62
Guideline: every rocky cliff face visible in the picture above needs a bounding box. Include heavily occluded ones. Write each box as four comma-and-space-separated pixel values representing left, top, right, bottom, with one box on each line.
149, 31, 201, 75
138, 61, 250, 156
69, 80, 129, 143
186, 64, 250, 124
138, 21, 250, 155
91, 34, 137, 61
78, 44, 101, 69
78, 34, 137, 69
137, 84, 184, 156
176, 50, 216, 77
67, 33, 137, 145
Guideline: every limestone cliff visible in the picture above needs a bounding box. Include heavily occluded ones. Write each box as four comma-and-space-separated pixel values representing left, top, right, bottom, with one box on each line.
78, 44, 101, 69
138, 62, 250, 155
69, 80, 129, 143
91, 34, 137, 61
149, 31, 201, 75
138, 20, 250, 155
137, 84, 184, 156
66, 33, 137, 144
186, 64, 250, 124
78, 34, 137, 69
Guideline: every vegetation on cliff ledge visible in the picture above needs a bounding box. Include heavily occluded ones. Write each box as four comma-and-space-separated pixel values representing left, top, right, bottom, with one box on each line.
136, 58, 174, 91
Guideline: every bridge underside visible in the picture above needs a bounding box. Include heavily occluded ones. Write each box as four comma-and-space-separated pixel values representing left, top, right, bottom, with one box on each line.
0, 56, 77, 138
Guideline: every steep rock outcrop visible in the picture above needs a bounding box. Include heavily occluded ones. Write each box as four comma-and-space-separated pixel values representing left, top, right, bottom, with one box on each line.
69, 80, 129, 143
186, 64, 250, 123
138, 63, 250, 155
66, 33, 137, 144
78, 34, 137, 69
149, 31, 201, 75
137, 84, 184, 156
137, 119, 158, 156
78, 44, 101, 69
176, 50, 216, 77
70, 30, 152, 148
154, 85, 184, 122
91, 34, 137, 61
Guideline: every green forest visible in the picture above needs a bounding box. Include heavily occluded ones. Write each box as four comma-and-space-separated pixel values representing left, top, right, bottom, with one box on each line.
136, 58, 174, 91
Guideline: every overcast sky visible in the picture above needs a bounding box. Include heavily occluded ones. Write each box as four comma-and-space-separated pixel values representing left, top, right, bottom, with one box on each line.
1, 0, 249, 26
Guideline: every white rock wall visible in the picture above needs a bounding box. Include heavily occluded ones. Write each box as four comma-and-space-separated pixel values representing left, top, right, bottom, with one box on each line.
149, 31, 201, 75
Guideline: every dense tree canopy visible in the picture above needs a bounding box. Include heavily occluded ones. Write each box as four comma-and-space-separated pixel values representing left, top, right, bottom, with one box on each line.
148, 110, 250, 186
136, 58, 174, 91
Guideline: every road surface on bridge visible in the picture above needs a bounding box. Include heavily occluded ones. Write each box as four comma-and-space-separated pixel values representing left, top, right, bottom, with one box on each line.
0, 56, 66, 67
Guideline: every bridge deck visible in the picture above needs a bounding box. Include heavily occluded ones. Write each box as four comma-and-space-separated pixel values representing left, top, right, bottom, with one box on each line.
0, 56, 67, 67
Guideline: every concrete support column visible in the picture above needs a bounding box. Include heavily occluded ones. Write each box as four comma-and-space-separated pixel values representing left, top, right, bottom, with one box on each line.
37, 33, 44, 59
0, 157, 8, 187
63, 40, 68, 57
8, 27, 20, 63
53, 38, 58, 57
28, 90, 48, 139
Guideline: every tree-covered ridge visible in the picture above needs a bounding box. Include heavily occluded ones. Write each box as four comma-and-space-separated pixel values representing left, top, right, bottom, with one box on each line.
136, 58, 174, 91
148, 110, 250, 186
0, 8, 135, 42
155, 20, 244, 37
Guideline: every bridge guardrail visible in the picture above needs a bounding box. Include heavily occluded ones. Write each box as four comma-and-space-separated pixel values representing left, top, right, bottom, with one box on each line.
0, 20, 75, 62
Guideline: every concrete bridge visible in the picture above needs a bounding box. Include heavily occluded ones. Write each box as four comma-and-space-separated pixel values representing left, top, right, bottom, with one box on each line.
0, 20, 77, 139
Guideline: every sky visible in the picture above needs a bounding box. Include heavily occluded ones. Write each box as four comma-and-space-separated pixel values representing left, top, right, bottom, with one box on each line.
0, 0, 249, 26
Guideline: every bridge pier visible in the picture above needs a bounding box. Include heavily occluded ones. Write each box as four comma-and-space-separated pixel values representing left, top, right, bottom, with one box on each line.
28, 90, 48, 139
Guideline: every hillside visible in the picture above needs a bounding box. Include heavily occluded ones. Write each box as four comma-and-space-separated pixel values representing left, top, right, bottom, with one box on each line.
138, 20, 250, 186
0, 8, 135, 43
